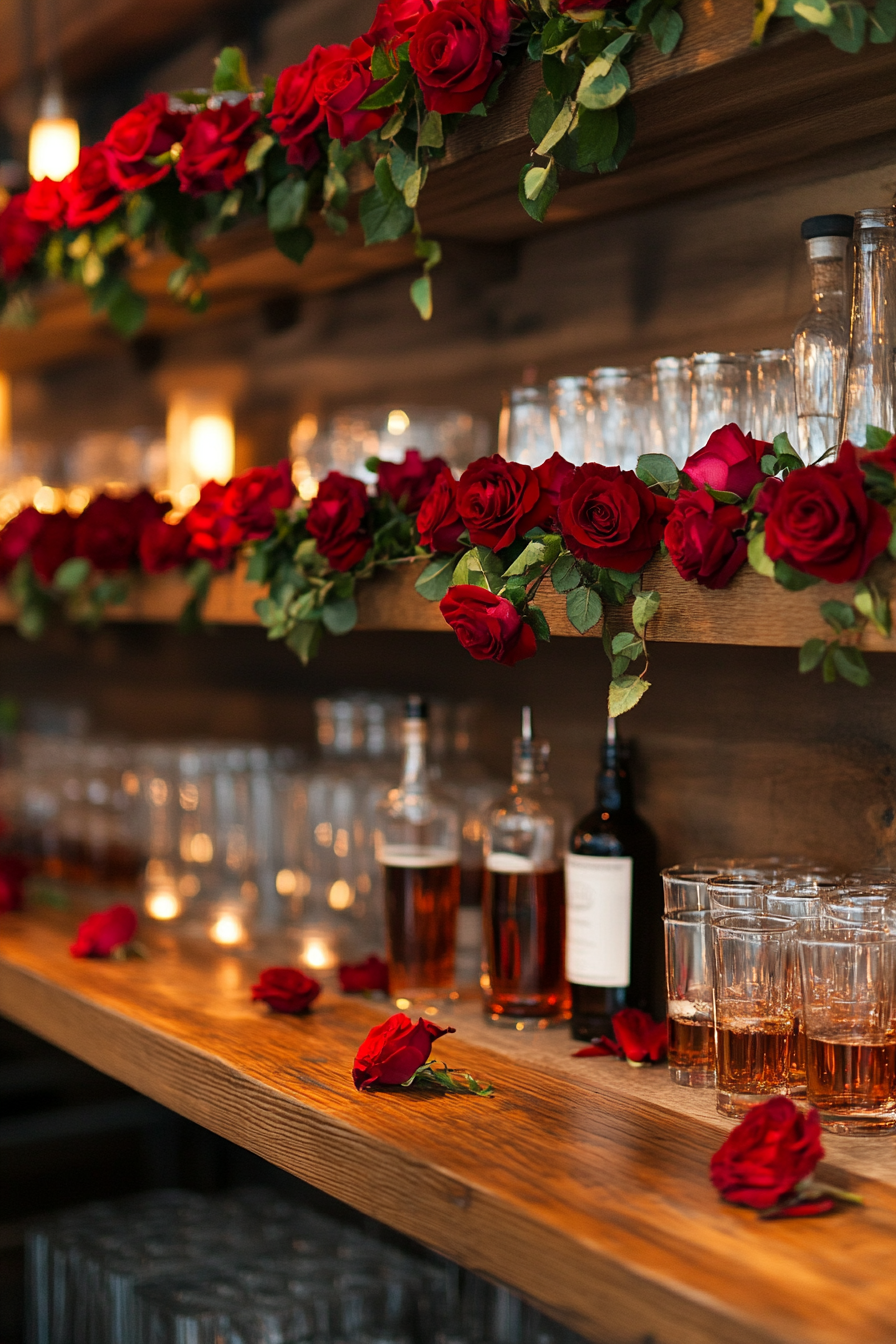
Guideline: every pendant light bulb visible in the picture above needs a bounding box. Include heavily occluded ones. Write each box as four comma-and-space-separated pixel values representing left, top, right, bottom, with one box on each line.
28, 86, 80, 183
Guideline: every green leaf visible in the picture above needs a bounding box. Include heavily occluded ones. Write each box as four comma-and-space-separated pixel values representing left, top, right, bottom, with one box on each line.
535, 98, 576, 156
854, 580, 892, 637
822, 645, 838, 684
576, 106, 618, 168
773, 432, 801, 462
245, 134, 274, 173
635, 453, 681, 495
748, 530, 776, 577
827, 2, 868, 51
321, 596, 358, 635
286, 620, 322, 665
212, 47, 253, 92
415, 555, 456, 601
517, 159, 558, 223
267, 176, 309, 231
577, 56, 630, 110
503, 540, 546, 576
793, 0, 834, 24
410, 274, 432, 320
608, 675, 650, 716
273, 225, 314, 264
871, 0, 896, 42
371, 45, 395, 79
705, 486, 742, 505
551, 552, 581, 593
799, 637, 827, 672
611, 630, 642, 661
649, 6, 684, 52
760, 454, 779, 476
820, 599, 855, 632
359, 157, 414, 244
865, 424, 893, 450
106, 284, 147, 337
774, 560, 820, 592
419, 111, 444, 148
566, 585, 603, 633
632, 588, 660, 636
833, 645, 872, 686
360, 61, 414, 109
53, 556, 91, 592
527, 604, 551, 643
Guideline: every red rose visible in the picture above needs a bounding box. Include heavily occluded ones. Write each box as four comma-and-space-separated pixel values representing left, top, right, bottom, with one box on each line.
363, 0, 433, 49
861, 435, 896, 474
31, 511, 77, 584
339, 954, 390, 993
185, 480, 244, 570
104, 93, 190, 191
75, 491, 163, 572
251, 966, 321, 1013
139, 518, 191, 573
522, 452, 576, 532
709, 1096, 824, 1210
0, 854, 29, 913
62, 146, 122, 228
409, 0, 511, 115
761, 442, 892, 583
70, 903, 138, 958
558, 0, 611, 11
557, 464, 673, 572
0, 196, 46, 279
176, 99, 260, 196
316, 39, 395, 144
0, 507, 45, 579
306, 472, 371, 571
665, 488, 747, 590
611, 1008, 667, 1063
683, 424, 769, 500
416, 468, 464, 553
378, 450, 447, 513
22, 177, 67, 229
440, 584, 538, 666
221, 460, 295, 541
455, 456, 539, 551
270, 47, 329, 170
352, 1011, 455, 1090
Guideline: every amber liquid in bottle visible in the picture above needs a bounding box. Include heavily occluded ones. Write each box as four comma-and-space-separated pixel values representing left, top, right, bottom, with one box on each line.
483, 866, 567, 1019
667, 1017, 715, 1074
383, 855, 461, 995
806, 1036, 896, 1113
716, 1021, 792, 1096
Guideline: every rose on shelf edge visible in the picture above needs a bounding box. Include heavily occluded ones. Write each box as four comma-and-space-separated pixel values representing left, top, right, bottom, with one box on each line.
709, 1097, 862, 1220
377, 450, 448, 514
103, 93, 191, 192
270, 46, 329, 170
683, 423, 769, 500
306, 471, 371, 571
0, 196, 46, 279
557, 463, 673, 572
665, 488, 748, 590
176, 99, 260, 197
316, 39, 396, 145
339, 955, 390, 994
409, 0, 512, 115
573, 1008, 667, 1065
352, 1011, 493, 1095
251, 966, 321, 1014
416, 468, 465, 553
221, 460, 296, 539
454, 455, 542, 552
440, 585, 538, 666
70, 903, 139, 958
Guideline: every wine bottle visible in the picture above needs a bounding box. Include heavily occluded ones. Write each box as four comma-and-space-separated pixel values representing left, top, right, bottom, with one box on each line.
565, 717, 662, 1042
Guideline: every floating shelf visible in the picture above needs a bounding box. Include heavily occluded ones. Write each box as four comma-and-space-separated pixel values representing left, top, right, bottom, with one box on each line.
1, 908, 895, 1344
0, 556, 889, 654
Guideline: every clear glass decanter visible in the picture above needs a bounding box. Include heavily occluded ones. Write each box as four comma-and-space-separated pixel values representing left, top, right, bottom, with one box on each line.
792, 214, 851, 462
840, 208, 896, 446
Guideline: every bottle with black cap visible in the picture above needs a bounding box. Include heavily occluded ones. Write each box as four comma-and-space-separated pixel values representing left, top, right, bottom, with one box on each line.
375, 695, 461, 1007
793, 213, 852, 462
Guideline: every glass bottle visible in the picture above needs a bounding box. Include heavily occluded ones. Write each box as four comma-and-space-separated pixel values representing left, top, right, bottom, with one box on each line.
481, 708, 569, 1026
840, 207, 896, 446
566, 717, 662, 1042
792, 214, 851, 462
375, 696, 461, 1006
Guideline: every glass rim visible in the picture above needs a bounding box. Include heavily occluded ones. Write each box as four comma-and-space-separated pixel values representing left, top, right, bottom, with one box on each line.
661, 864, 723, 880
798, 921, 896, 945
706, 876, 769, 891
663, 909, 712, 925
652, 355, 689, 372
711, 912, 797, 932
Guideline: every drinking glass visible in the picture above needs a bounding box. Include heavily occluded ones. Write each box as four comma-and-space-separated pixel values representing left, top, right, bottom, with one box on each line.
712, 913, 797, 1116
799, 923, 896, 1133
821, 886, 890, 929
589, 367, 649, 470
548, 377, 592, 465
661, 865, 721, 913
765, 886, 824, 1092
651, 357, 691, 466
706, 876, 767, 915
501, 387, 553, 467
664, 911, 715, 1087
688, 353, 747, 455
748, 349, 798, 445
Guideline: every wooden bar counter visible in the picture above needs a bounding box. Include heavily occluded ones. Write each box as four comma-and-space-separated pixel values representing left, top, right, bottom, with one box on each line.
1, 909, 895, 1344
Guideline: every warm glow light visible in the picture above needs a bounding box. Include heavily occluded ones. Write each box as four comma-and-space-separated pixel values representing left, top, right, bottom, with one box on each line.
301, 935, 338, 970
297, 477, 318, 501
387, 409, 410, 436
34, 485, 62, 513
210, 912, 245, 946
189, 832, 213, 864
66, 486, 91, 514
188, 414, 234, 483
290, 413, 318, 448
395, 997, 411, 1010
145, 889, 182, 921
328, 879, 354, 910
178, 484, 200, 509
29, 123, 80, 182
276, 868, 297, 895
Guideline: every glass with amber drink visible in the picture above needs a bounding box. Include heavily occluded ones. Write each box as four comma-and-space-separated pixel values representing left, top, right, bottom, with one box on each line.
664, 911, 715, 1087
766, 885, 825, 1094
799, 923, 896, 1134
711, 913, 797, 1117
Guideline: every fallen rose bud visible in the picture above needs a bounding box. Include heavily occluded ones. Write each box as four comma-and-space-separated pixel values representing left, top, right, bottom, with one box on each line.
251, 966, 321, 1014
70, 904, 138, 958
339, 955, 389, 994
710, 1097, 825, 1211
352, 1012, 454, 1091
612, 1008, 668, 1064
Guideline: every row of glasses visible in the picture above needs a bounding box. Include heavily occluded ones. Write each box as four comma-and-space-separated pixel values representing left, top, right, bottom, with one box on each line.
503, 349, 798, 473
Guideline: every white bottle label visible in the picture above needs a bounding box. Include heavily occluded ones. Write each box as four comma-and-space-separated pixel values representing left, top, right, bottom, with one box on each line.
564, 854, 633, 988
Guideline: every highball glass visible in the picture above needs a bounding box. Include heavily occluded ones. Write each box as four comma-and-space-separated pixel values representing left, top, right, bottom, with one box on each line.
748, 348, 798, 446
664, 911, 715, 1087
548, 376, 593, 465
651, 357, 691, 467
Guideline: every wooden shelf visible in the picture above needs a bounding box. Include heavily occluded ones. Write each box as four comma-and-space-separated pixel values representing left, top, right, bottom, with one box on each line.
5, 556, 891, 654
9, 0, 896, 371
2, 907, 896, 1344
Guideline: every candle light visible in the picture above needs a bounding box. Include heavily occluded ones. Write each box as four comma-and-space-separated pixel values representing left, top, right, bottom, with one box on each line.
145, 888, 182, 921
300, 933, 338, 971
29, 88, 80, 182
209, 910, 246, 948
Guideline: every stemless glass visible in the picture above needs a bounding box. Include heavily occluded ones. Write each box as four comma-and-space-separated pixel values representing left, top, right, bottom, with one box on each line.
589, 367, 643, 469
706, 876, 768, 915
688, 353, 746, 455
766, 885, 824, 1092
661, 865, 720, 913
548, 376, 593, 465
799, 923, 896, 1134
821, 886, 890, 929
501, 387, 553, 466
712, 913, 796, 1116
748, 349, 799, 444
651, 357, 691, 466
664, 911, 715, 1087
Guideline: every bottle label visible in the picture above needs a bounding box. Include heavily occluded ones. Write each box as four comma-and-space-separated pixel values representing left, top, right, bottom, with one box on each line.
564, 854, 633, 988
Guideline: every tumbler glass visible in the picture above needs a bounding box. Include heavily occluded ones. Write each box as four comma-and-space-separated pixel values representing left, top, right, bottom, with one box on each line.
501, 387, 553, 467
688, 353, 747, 455
661, 865, 720, 913
748, 348, 798, 445
548, 376, 593, 465
712, 913, 797, 1116
821, 886, 890, 929
589, 367, 648, 470
664, 911, 715, 1087
766, 885, 824, 1092
651, 357, 692, 467
799, 923, 896, 1133
706, 876, 767, 915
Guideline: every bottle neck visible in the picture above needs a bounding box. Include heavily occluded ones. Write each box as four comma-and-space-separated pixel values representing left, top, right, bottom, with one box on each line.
512, 738, 549, 787
401, 720, 428, 789
808, 257, 845, 315
597, 739, 633, 813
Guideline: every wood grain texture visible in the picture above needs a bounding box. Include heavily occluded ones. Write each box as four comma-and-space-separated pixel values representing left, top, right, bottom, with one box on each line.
1, 910, 896, 1344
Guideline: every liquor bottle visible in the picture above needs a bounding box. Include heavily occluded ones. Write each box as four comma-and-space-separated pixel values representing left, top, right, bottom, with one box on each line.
792, 213, 851, 462
375, 696, 461, 1004
565, 717, 662, 1042
840, 208, 896, 445
481, 708, 570, 1026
